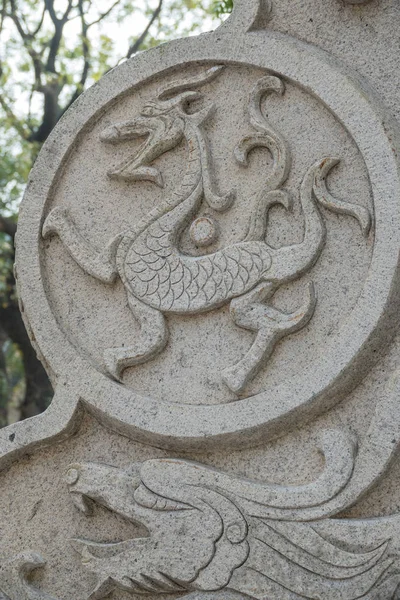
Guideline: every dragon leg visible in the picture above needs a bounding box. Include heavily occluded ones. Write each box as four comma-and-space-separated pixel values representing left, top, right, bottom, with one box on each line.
223, 282, 316, 394
42, 207, 119, 284
103, 294, 168, 380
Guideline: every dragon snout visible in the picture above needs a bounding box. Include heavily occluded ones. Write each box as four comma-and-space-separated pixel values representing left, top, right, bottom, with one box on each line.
100, 116, 154, 143
100, 124, 121, 143
65, 461, 143, 520
65, 463, 97, 515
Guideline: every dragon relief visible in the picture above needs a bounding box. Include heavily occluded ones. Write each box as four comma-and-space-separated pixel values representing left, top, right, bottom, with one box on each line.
42, 65, 371, 394
65, 450, 400, 600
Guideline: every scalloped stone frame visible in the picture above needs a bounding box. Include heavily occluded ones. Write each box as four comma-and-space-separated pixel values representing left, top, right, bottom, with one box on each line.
11, 7, 400, 452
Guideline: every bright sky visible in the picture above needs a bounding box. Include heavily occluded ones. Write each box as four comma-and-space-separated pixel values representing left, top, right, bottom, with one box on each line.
2, 0, 218, 117
0, 1, 221, 214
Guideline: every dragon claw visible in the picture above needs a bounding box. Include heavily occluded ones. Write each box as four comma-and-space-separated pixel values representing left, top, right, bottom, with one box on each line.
42, 207, 69, 239
224, 282, 317, 395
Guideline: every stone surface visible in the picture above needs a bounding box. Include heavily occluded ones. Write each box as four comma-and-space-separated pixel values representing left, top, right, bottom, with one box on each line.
1, 0, 400, 598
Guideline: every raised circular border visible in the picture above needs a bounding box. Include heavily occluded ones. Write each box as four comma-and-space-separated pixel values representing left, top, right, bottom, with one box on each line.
16, 26, 400, 449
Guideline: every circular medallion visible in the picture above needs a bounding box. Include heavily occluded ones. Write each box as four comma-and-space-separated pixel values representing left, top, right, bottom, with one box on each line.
16, 7, 400, 448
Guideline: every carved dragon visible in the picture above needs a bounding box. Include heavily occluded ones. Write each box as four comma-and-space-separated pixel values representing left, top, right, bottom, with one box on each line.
66, 450, 400, 600
43, 65, 371, 393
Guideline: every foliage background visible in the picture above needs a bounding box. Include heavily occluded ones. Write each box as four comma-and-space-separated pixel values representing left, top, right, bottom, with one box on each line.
0, 0, 232, 426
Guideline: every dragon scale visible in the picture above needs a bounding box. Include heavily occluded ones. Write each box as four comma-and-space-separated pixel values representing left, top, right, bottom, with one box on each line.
120, 121, 273, 314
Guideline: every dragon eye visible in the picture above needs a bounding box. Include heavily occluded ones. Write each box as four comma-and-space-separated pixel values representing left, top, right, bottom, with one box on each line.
141, 105, 157, 117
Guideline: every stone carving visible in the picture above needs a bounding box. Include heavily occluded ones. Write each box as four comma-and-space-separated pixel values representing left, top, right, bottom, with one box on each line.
66, 456, 400, 600
219, 0, 273, 33
12, 0, 399, 444
1, 0, 400, 597
0, 552, 57, 600
42, 68, 370, 394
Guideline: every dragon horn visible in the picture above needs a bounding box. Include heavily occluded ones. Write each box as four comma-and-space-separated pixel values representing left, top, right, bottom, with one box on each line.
157, 65, 225, 100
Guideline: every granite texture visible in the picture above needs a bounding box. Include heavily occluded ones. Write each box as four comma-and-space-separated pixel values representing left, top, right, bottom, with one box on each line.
1, 0, 400, 598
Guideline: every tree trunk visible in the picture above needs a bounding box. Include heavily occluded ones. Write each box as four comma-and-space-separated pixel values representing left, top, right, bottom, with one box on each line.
0, 296, 53, 421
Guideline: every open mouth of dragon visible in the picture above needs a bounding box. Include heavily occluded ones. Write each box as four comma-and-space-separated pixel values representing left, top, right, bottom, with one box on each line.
65, 467, 96, 515
65, 463, 150, 550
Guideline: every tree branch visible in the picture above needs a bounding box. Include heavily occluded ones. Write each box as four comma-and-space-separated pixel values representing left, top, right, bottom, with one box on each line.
8, 1, 28, 39
0, 298, 52, 419
62, 0, 91, 112
45, 0, 74, 73
88, 0, 121, 28
31, 5, 46, 37
44, 0, 74, 25
0, 0, 7, 36
44, 0, 59, 24
0, 94, 31, 140
62, 0, 75, 22
7, 2, 43, 90
63, 0, 125, 112
29, 81, 62, 142
28, 0, 76, 141
0, 252, 53, 420
45, 24, 63, 73
126, 0, 163, 59
0, 325, 10, 427
0, 1, 7, 86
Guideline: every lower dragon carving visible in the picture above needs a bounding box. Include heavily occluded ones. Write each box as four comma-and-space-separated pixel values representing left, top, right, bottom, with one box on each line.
42, 66, 371, 393
65, 441, 400, 600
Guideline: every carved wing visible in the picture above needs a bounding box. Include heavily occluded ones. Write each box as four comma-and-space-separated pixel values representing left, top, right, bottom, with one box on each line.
139, 431, 357, 521
133, 464, 250, 592
141, 459, 397, 600
230, 518, 394, 600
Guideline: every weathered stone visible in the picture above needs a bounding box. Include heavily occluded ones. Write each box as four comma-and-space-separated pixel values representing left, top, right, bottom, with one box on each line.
1, 0, 400, 598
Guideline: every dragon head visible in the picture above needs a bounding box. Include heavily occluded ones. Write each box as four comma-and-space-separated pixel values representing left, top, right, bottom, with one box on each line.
100, 65, 224, 186
65, 459, 249, 599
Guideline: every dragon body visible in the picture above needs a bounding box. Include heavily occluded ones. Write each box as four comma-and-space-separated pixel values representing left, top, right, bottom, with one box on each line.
119, 119, 273, 314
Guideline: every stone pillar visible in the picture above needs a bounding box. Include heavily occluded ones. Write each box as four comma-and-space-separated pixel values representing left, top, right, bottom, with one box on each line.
1, 0, 400, 597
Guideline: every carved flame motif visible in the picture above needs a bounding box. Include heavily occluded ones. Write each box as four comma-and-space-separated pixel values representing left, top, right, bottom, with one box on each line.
42, 66, 371, 394
65, 451, 400, 600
